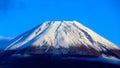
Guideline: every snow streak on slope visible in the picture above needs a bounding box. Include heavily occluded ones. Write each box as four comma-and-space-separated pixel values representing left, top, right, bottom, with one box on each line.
4, 21, 119, 54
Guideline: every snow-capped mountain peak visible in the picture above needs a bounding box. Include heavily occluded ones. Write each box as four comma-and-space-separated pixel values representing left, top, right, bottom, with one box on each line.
3, 21, 120, 57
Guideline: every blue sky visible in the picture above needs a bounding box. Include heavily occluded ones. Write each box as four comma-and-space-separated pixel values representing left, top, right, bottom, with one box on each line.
0, 0, 120, 46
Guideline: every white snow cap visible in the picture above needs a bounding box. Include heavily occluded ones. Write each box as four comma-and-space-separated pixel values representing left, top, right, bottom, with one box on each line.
5, 21, 119, 51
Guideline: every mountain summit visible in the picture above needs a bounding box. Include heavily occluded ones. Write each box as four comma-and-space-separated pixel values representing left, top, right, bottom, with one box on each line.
3, 21, 120, 58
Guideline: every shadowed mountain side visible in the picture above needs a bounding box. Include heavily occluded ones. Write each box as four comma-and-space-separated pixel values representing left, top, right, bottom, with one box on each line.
0, 45, 120, 60
17, 45, 120, 58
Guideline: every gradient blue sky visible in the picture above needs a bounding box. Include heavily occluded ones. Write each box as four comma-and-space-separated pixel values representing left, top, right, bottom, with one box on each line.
0, 0, 120, 46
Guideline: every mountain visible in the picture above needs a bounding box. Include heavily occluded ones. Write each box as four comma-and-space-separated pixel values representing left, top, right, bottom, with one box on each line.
0, 21, 120, 68
2, 21, 120, 58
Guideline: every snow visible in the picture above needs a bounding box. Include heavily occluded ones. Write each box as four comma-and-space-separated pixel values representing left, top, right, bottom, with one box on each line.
4, 21, 119, 54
